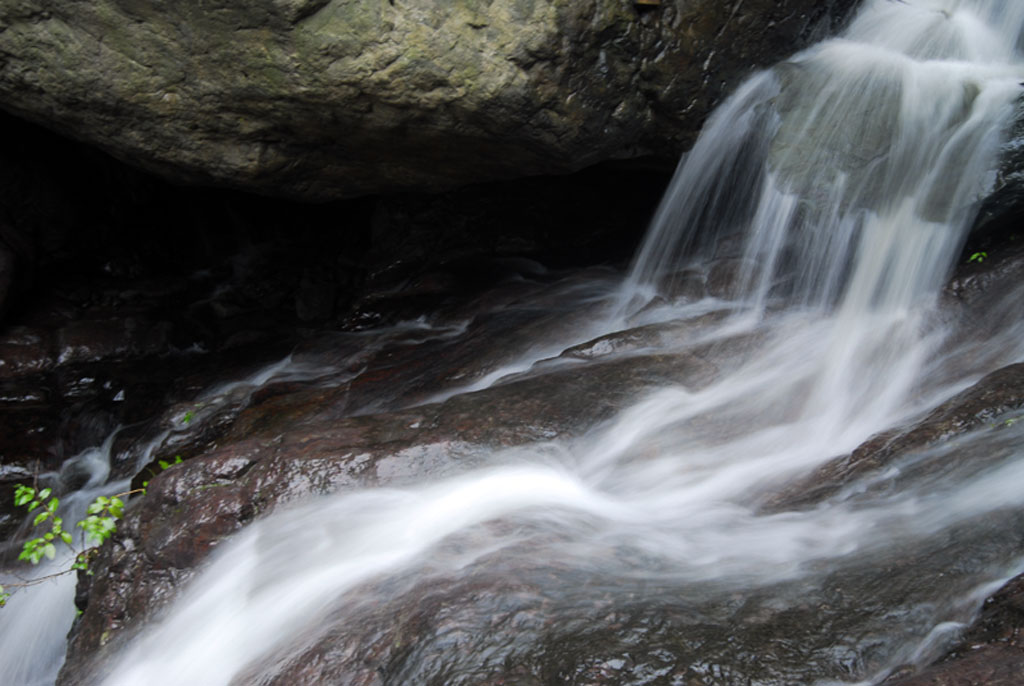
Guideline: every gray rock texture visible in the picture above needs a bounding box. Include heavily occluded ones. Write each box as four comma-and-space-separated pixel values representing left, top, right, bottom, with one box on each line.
0, 0, 857, 199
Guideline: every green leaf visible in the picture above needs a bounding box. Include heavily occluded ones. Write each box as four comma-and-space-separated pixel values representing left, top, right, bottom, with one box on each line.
14, 485, 35, 507
158, 460, 170, 470
43, 543, 56, 560
20, 538, 47, 564
38, 488, 52, 500
33, 511, 49, 526
61, 531, 73, 545
72, 550, 93, 571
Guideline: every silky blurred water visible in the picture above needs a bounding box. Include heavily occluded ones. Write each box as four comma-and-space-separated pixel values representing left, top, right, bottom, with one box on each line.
4, 1, 1024, 685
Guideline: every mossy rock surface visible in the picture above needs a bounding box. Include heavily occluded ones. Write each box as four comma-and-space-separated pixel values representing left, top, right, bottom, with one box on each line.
0, 0, 857, 199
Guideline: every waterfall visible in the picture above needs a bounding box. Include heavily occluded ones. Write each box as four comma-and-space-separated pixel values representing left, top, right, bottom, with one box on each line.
4, 1, 1024, 685
628, 0, 1024, 313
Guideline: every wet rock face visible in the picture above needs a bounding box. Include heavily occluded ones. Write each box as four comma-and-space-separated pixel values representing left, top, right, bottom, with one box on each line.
229, 542, 1024, 686
40, 302, 1020, 685
0, 110, 675, 552
0, 0, 857, 199
56, 286, 729, 684
762, 362, 1024, 513
885, 574, 1024, 686
757, 241, 1024, 515
3, 184, 1017, 686
971, 101, 1024, 248
51, 244, 1024, 686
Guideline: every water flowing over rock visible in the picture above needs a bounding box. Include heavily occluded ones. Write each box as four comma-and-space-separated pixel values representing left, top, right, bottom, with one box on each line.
0, 0, 856, 199
629, 0, 1024, 310
884, 572, 1024, 686
54, 243, 1024, 686
3, 1, 1024, 686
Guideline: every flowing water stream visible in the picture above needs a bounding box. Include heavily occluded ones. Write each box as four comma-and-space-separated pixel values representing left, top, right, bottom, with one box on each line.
4, 0, 1024, 684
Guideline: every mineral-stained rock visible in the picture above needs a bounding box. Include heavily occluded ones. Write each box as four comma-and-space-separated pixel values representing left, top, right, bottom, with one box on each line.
0, 0, 857, 199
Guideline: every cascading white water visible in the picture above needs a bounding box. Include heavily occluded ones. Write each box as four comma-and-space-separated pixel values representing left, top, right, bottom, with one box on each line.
5, 1, 1024, 684
629, 0, 1024, 314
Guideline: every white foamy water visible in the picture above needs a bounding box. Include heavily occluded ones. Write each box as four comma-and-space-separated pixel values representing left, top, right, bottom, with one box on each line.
4, 1, 1024, 684
628, 0, 1023, 315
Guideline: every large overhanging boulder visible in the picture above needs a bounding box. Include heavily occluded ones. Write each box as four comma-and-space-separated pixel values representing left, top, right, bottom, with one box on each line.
0, 0, 857, 200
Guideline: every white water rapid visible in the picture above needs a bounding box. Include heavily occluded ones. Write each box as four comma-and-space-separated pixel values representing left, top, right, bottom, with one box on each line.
5, 0, 1024, 684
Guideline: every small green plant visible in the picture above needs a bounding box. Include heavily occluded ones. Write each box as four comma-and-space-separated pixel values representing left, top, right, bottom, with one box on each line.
158, 455, 184, 471
182, 410, 194, 425
10, 484, 129, 577
0, 486, 125, 605
13, 485, 71, 564
140, 455, 183, 494
78, 495, 125, 546
968, 251, 988, 263
2, 457, 184, 607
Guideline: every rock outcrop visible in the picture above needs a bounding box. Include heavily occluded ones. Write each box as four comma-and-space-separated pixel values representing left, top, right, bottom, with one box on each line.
43, 224, 1024, 685
54, 282, 731, 684
0, 0, 857, 199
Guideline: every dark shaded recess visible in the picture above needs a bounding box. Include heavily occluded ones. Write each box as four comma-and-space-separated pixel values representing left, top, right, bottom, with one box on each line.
0, 109, 669, 541
970, 179, 1024, 256
0, 108, 376, 325
0, 109, 669, 328
962, 101, 1024, 260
